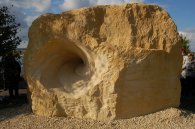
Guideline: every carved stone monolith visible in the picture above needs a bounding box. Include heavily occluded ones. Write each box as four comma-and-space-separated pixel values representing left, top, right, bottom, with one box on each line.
24, 3, 182, 120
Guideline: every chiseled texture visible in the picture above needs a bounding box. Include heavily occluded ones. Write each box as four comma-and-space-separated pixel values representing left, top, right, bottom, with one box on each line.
24, 3, 182, 120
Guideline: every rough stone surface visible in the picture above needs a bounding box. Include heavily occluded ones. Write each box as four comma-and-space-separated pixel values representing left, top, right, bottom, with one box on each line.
24, 3, 182, 120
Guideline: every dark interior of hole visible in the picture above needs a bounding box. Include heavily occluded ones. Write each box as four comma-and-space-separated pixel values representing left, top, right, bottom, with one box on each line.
79, 59, 84, 65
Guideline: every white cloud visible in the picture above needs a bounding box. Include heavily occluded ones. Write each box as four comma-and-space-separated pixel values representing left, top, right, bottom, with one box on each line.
12, 0, 51, 13
16, 26, 30, 48
0, 0, 51, 13
59, 0, 91, 11
60, 0, 144, 11
179, 29, 195, 52
18, 40, 28, 48
96, 0, 123, 5
25, 15, 39, 27
17, 15, 39, 48
126, 0, 144, 3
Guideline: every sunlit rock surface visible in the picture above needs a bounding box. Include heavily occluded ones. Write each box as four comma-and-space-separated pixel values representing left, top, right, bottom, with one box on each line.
24, 3, 182, 120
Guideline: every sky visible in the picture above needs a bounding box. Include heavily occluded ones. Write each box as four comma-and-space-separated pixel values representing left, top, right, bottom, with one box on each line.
0, 0, 195, 51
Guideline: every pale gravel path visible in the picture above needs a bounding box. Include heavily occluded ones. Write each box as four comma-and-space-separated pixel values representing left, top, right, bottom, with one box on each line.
0, 104, 195, 129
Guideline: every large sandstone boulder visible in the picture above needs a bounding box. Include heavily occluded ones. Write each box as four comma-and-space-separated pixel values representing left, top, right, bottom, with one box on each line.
24, 3, 182, 120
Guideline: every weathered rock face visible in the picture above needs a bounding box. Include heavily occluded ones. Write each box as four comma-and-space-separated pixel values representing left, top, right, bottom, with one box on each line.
24, 3, 182, 120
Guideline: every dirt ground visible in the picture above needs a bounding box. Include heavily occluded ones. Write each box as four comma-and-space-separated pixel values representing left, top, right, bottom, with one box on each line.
0, 89, 195, 129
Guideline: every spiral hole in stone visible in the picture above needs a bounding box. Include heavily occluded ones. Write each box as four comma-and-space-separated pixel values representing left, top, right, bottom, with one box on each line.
32, 40, 93, 94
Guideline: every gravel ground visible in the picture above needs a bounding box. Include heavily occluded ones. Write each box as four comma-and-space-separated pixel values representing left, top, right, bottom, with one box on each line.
1, 89, 195, 129
0, 104, 195, 129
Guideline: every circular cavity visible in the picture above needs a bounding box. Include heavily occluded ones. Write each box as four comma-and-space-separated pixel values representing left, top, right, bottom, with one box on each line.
31, 40, 94, 94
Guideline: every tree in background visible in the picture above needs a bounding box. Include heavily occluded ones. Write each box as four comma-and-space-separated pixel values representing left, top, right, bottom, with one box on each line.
180, 34, 190, 53
0, 6, 21, 57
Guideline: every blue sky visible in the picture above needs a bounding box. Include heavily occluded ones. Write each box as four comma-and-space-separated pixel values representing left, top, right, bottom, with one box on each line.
0, 0, 195, 51
146, 0, 195, 30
